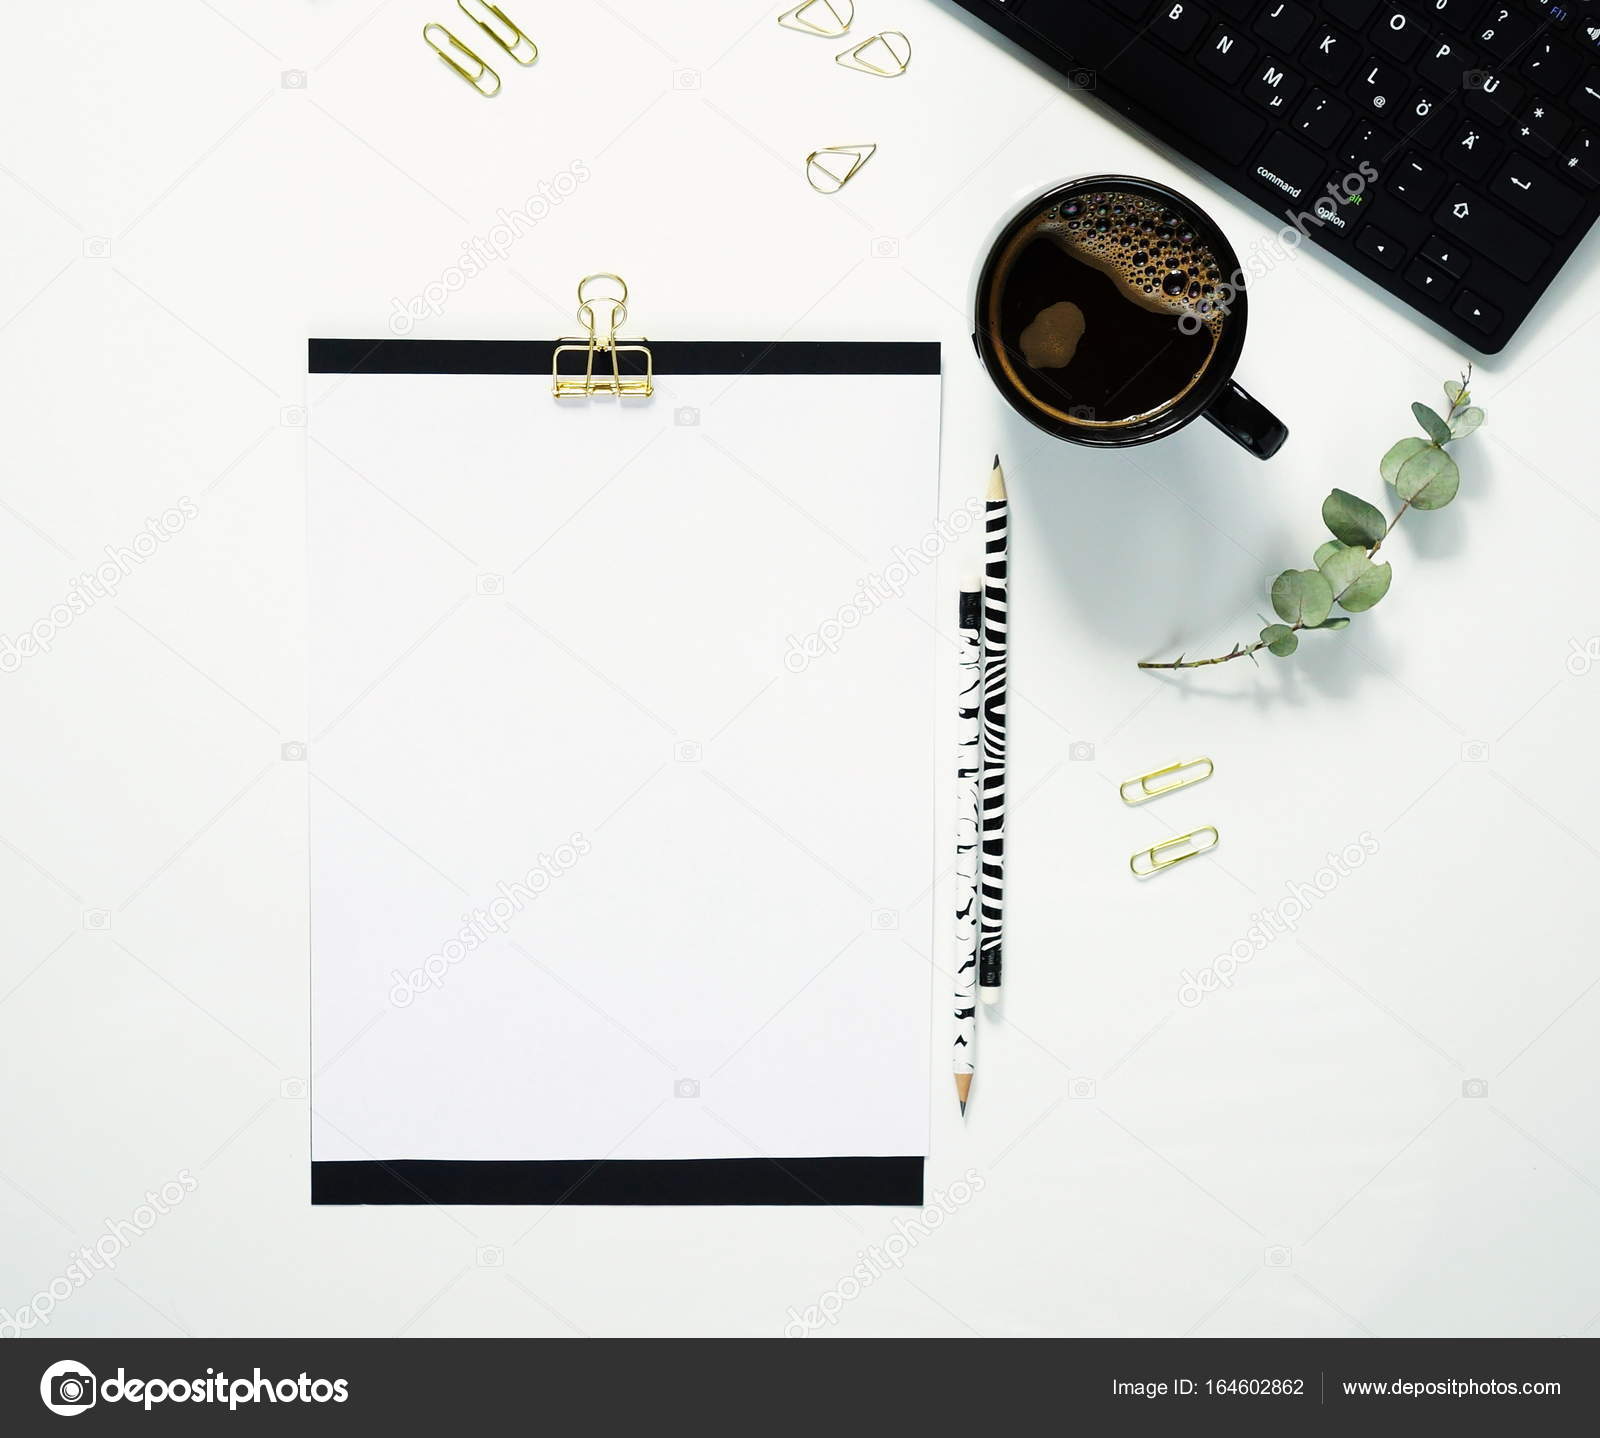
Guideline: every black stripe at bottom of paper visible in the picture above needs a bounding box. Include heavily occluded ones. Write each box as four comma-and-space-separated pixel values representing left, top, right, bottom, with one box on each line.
308, 337, 940, 376
311, 1157, 924, 1206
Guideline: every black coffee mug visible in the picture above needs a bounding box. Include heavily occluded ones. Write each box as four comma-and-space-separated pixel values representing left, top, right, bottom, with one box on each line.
973, 176, 1287, 459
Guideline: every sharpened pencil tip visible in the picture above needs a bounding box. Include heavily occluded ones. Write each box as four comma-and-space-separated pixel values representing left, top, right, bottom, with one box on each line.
992, 453, 999, 468
987, 459, 1007, 502
959, 1100, 967, 1117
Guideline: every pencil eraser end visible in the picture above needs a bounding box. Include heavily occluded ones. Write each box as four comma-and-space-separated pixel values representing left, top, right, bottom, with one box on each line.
979, 988, 1000, 1006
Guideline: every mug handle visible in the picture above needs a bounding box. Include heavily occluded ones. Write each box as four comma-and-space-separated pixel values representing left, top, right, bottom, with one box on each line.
1203, 379, 1288, 460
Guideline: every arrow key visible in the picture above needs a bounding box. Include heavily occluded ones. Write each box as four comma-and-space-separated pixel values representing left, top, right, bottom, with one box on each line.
1355, 223, 1403, 270
1420, 233, 1469, 278
1405, 258, 1454, 302
1451, 290, 1502, 334
1434, 185, 1551, 280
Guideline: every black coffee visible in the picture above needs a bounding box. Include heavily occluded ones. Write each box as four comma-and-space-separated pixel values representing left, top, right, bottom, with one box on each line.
986, 190, 1227, 428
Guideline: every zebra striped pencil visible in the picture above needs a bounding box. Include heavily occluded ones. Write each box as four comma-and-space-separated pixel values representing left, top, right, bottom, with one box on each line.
954, 574, 982, 1115
978, 456, 1008, 1005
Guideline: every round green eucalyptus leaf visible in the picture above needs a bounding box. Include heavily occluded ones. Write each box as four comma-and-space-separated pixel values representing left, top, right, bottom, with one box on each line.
1259, 623, 1298, 657
1318, 543, 1370, 592
1381, 436, 1429, 486
1311, 617, 1351, 630
1449, 405, 1484, 439
1395, 446, 1461, 509
1271, 568, 1334, 627
1412, 401, 1452, 445
1444, 379, 1466, 406
1314, 539, 1347, 567
1337, 559, 1392, 612
1322, 487, 1388, 546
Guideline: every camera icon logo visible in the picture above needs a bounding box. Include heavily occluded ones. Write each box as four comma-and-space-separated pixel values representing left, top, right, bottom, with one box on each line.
280, 405, 307, 427
476, 1245, 504, 1266
83, 236, 111, 260
1463, 69, 1489, 91
1461, 740, 1489, 762
281, 69, 308, 89
871, 237, 900, 259
675, 740, 702, 763
675, 406, 700, 427
281, 740, 307, 762
1067, 69, 1097, 91
477, 574, 505, 596
1462, 1078, 1489, 1099
82, 908, 110, 931
870, 909, 899, 931
674, 1078, 700, 1099
674, 68, 700, 90
280, 1077, 307, 1099
1069, 740, 1096, 761
1069, 1077, 1096, 1100
40, 1360, 97, 1415
1264, 1245, 1292, 1268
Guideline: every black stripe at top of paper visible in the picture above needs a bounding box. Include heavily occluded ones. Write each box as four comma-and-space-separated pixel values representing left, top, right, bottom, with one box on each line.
312, 1157, 924, 1206
309, 338, 940, 377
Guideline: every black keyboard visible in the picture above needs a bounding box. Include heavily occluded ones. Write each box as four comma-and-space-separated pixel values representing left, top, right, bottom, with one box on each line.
949, 0, 1600, 353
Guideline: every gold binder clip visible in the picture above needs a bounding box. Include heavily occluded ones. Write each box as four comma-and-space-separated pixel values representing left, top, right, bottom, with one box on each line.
1130, 826, 1219, 877
423, 23, 501, 97
552, 274, 654, 399
835, 30, 912, 76
778, 1, 854, 37
805, 143, 876, 194
1119, 757, 1214, 805
456, 0, 538, 65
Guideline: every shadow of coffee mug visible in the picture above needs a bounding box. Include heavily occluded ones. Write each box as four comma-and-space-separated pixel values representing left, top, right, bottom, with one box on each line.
973, 176, 1288, 460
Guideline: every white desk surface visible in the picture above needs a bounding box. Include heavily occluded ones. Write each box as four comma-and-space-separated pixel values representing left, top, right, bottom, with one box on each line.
2, 0, 1597, 1338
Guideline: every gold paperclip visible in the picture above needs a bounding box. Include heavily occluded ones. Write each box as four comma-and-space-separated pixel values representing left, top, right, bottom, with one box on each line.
778, 1, 854, 37
423, 23, 501, 97
552, 273, 654, 399
835, 30, 912, 76
456, 0, 538, 65
1119, 757, 1214, 805
805, 143, 876, 194
1130, 827, 1219, 877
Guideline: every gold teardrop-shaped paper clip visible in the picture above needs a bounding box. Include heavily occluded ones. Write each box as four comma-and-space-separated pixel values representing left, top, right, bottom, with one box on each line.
835, 30, 912, 77
1130, 826, 1219, 878
1119, 757, 1214, 805
457, 0, 538, 65
423, 24, 502, 96
805, 142, 876, 194
778, 0, 854, 37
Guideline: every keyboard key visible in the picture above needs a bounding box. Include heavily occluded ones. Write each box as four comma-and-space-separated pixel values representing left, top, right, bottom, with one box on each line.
1522, 37, 1582, 94
1343, 118, 1393, 174
1449, 119, 1499, 178
1464, 69, 1524, 122
1476, 9, 1535, 63
1254, 129, 1325, 202
1389, 151, 1447, 208
1151, 1, 1211, 50
1355, 223, 1404, 267
1293, 88, 1352, 146
1199, 23, 1257, 82
1397, 89, 1451, 146
1254, 1, 1312, 49
1563, 130, 1600, 185
1354, 57, 1406, 116
1427, 0, 1476, 32
1244, 55, 1303, 111
1326, 0, 1379, 26
1434, 184, 1552, 280
1452, 290, 1501, 332
1405, 256, 1454, 299
1372, 9, 1426, 64
1419, 37, 1472, 92
1573, 68, 1600, 125
1305, 27, 1360, 85
1421, 232, 1469, 276
1490, 157, 1584, 232
1517, 98, 1571, 157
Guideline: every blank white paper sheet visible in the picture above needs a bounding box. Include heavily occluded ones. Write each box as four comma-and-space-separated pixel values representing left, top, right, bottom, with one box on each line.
307, 338, 941, 1205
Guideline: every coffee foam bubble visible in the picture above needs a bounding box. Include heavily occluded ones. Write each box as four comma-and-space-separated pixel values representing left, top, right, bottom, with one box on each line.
1035, 190, 1227, 338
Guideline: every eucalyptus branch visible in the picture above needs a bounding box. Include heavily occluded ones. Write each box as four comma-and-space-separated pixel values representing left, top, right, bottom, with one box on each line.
1139, 368, 1482, 671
